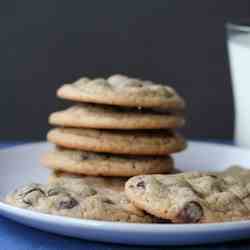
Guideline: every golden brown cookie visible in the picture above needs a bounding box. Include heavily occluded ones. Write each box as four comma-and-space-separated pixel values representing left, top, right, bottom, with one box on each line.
42, 147, 174, 177
6, 173, 158, 223
125, 167, 250, 223
49, 104, 185, 130
47, 128, 186, 156
57, 74, 185, 110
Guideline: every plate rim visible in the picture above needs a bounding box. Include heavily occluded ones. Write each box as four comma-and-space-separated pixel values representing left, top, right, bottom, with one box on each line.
1, 201, 250, 232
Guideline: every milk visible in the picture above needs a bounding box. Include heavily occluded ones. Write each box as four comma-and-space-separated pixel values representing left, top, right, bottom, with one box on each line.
228, 33, 250, 147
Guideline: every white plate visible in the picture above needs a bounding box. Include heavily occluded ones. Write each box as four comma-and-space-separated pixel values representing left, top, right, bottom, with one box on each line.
0, 141, 250, 246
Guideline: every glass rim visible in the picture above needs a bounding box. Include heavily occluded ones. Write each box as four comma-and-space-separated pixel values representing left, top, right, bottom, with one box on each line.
226, 20, 250, 33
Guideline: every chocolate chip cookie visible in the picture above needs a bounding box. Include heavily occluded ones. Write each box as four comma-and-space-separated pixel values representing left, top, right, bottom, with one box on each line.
125, 167, 250, 223
6, 172, 158, 223
57, 74, 185, 110
49, 103, 185, 130
47, 128, 186, 156
42, 147, 174, 176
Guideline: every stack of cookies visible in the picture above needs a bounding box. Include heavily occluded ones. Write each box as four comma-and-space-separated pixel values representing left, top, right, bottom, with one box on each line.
11, 74, 186, 222
7, 75, 250, 224
42, 74, 186, 177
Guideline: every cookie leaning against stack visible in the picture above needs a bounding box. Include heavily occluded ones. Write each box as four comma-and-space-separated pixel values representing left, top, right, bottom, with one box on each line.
42, 74, 186, 177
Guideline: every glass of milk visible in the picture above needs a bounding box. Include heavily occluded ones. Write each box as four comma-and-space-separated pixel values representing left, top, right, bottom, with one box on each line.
227, 21, 250, 147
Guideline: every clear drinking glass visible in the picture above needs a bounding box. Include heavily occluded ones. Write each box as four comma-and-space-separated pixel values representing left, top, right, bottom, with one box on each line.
226, 21, 250, 147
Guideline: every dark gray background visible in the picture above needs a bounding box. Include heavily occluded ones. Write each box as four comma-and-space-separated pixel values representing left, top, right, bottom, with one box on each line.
1, 0, 250, 141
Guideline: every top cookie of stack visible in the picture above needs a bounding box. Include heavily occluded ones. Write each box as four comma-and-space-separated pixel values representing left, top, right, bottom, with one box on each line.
56, 74, 185, 110
43, 74, 187, 177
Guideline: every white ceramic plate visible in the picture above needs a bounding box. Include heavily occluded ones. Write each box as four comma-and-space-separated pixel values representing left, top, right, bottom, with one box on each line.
0, 141, 250, 246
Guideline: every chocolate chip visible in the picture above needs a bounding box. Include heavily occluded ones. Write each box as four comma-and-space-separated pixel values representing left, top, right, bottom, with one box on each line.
210, 174, 217, 177
177, 201, 203, 223
18, 184, 45, 197
89, 188, 98, 196
80, 153, 90, 160
47, 186, 65, 197
21, 185, 46, 206
24, 187, 45, 196
136, 181, 145, 189
102, 198, 115, 205
58, 196, 78, 209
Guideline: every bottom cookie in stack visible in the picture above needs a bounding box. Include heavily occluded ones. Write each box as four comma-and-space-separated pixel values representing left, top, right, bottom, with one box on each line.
6, 171, 160, 223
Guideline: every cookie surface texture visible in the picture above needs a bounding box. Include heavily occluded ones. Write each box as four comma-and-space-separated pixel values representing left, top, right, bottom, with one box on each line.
49, 104, 185, 130
47, 128, 186, 156
42, 147, 174, 176
125, 167, 250, 223
6, 173, 157, 223
57, 74, 185, 109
